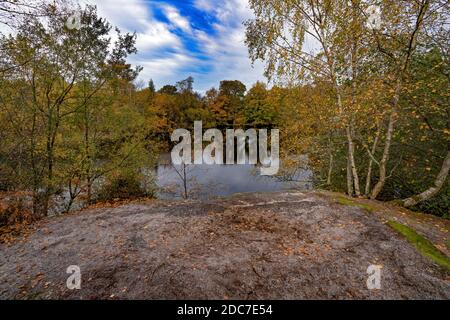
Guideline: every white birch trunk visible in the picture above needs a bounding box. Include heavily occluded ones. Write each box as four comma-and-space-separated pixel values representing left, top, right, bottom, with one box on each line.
403, 151, 450, 207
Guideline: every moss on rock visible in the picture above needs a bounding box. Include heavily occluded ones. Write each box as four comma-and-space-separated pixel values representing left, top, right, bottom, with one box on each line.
387, 221, 450, 272
335, 196, 377, 213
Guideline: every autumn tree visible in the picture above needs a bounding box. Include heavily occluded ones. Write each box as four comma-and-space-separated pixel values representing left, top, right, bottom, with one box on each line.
217, 80, 246, 126
244, 82, 279, 126
245, 0, 367, 196
245, 0, 448, 206
0, 3, 145, 215
158, 84, 178, 95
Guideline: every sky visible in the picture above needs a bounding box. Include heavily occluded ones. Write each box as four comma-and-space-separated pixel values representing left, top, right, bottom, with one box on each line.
81, 0, 267, 94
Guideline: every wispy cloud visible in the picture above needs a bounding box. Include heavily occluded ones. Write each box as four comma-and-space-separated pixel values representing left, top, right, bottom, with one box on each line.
160, 4, 192, 34
190, 0, 266, 91
81, 0, 266, 93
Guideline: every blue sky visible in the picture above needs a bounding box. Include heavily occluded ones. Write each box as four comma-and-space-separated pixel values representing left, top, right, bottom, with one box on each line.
84, 0, 266, 93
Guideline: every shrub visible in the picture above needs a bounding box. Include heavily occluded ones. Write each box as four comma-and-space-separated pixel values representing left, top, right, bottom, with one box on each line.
0, 196, 34, 227
96, 171, 151, 202
0, 195, 36, 243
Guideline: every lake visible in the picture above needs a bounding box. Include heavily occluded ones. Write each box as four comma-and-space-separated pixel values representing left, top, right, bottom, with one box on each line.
154, 154, 313, 199
53, 154, 313, 213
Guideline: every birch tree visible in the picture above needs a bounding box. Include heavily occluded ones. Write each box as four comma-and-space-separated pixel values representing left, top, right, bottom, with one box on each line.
245, 0, 373, 196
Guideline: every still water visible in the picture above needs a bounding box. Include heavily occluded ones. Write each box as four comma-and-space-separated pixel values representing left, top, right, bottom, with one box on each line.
54, 155, 313, 213
155, 156, 313, 200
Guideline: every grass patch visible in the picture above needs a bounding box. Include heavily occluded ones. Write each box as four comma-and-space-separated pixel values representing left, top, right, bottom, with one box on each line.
335, 196, 377, 213
387, 221, 450, 272
387, 199, 404, 206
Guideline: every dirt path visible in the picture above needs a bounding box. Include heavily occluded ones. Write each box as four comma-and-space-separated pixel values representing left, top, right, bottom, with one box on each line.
0, 191, 449, 299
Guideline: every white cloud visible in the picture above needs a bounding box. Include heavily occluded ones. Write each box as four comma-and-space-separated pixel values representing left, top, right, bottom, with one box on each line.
135, 21, 181, 51
82, 0, 266, 93
132, 53, 198, 89
193, 0, 214, 12
81, 0, 190, 88
86, 0, 181, 50
161, 4, 192, 34
88, 0, 150, 31
191, 0, 266, 92
137, 53, 201, 92
193, 30, 218, 54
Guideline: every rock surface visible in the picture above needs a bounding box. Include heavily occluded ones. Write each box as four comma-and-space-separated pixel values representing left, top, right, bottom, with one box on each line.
0, 191, 449, 299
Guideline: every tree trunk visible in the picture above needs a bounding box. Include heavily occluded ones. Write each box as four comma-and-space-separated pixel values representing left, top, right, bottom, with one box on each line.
84, 100, 92, 204
370, 79, 401, 199
327, 152, 334, 186
346, 125, 361, 196
370, 0, 429, 199
402, 150, 450, 207
336, 89, 360, 196
43, 119, 55, 216
327, 154, 333, 186
347, 156, 354, 196
30, 100, 41, 217
348, 30, 361, 197
365, 125, 381, 195
327, 137, 333, 186
370, 111, 396, 199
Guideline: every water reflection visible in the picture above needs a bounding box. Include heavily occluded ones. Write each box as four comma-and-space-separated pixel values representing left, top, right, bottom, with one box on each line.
53, 154, 313, 213
155, 157, 313, 200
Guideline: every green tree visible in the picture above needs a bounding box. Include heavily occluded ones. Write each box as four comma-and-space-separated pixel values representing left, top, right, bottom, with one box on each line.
0, 3, 144, 215
148, 79, 155, 94
158, 84, 178, 95
218, 80, 246, 126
